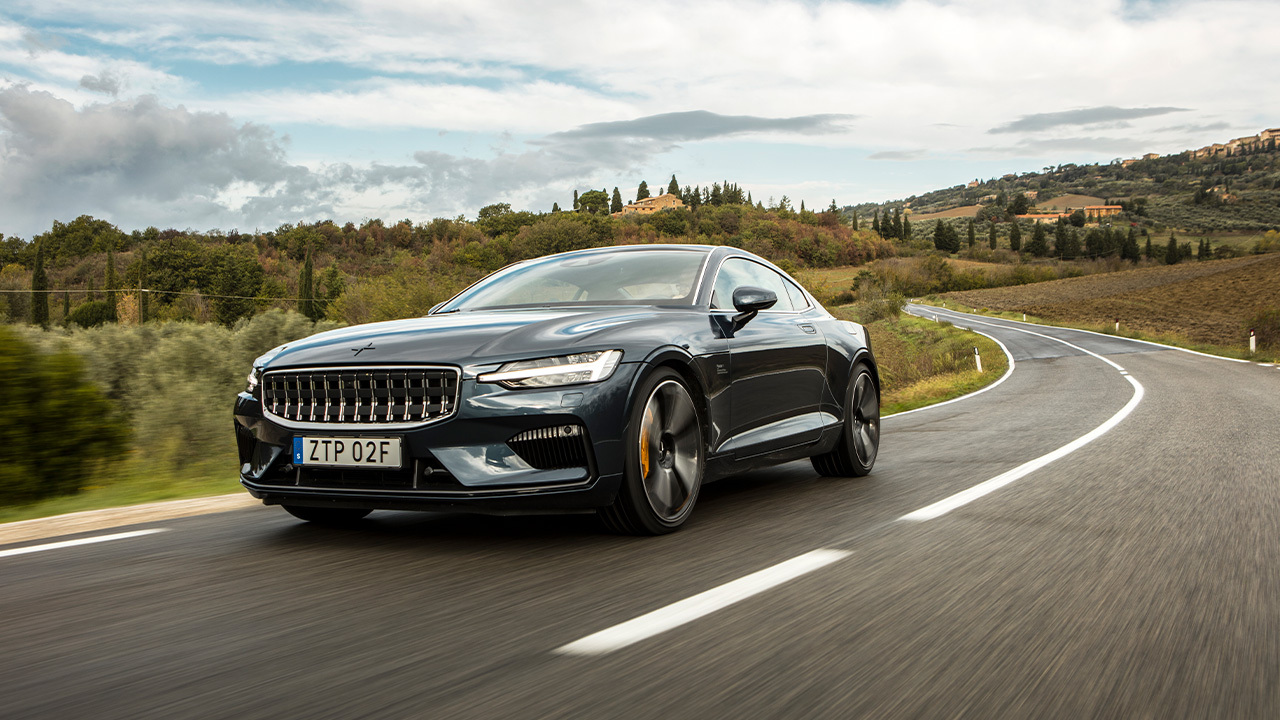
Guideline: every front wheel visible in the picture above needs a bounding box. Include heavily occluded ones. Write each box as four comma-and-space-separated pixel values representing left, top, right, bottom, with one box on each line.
811, 362, 879, 477
599, 368, 705, 535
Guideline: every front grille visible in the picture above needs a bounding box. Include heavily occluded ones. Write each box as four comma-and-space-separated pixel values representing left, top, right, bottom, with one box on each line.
262, 366, 458, 426
508, 425, 590, 469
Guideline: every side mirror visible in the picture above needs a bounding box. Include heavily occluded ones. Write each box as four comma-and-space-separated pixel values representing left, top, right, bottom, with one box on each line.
730, 286, 777, 332
428, 302, 446, 315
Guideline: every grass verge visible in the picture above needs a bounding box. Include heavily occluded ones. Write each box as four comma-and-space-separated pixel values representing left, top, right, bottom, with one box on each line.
830, 308, 1009, 415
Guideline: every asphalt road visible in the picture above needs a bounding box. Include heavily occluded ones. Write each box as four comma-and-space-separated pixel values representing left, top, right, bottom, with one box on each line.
4, 306, 1279, 719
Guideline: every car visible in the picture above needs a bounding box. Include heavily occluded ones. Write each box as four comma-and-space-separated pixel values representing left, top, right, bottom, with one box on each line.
234, 244, 880, 534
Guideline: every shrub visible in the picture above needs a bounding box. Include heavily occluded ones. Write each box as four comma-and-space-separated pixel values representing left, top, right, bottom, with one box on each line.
1246, 308, 1280, 349
67, 299, 115, 328
0, 326, 127, 505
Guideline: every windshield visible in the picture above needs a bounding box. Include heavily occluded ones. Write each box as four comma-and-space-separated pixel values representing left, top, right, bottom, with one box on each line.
439, 248, 709, 311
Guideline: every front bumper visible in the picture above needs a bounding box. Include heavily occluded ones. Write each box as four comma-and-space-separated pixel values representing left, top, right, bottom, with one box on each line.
234, 363, 638, 513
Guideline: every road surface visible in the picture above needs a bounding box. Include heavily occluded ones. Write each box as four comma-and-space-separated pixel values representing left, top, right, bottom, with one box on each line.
3, 306, 1278, 718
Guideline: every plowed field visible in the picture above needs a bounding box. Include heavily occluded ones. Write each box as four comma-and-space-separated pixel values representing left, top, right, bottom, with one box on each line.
943, 253, 1280, 345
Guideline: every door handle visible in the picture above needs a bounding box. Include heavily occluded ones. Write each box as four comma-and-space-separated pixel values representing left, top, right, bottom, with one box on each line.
798, 323, 817, 334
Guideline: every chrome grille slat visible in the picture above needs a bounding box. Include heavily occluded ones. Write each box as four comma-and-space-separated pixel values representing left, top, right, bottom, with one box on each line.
262, 366, 458, 428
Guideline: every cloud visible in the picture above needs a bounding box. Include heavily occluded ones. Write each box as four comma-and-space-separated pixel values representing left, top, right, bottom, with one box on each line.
78, 71, 120, 96
869, 150, 925, 161
989, 106, 1189, 134
0, 86, 326, 233
543, 111, 854, 143
969, 136, 1148, 157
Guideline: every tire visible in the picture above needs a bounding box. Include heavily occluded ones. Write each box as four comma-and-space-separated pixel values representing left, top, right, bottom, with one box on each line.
811, 362, 879, 477
282, 505, 373, 524
599, 368, 705, 535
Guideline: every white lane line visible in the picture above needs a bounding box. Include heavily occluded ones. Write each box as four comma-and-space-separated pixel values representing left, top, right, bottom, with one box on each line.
554, 548, 851, 656
886, 324, 1017, 419
0, 529, 167, 559
902, 374, 1145, 521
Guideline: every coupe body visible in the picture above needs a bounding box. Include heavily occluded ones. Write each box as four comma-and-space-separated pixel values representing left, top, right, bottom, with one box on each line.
234, 244, 880, 534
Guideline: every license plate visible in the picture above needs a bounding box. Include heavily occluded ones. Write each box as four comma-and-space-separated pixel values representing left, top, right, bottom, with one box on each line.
293, 436, 403, 469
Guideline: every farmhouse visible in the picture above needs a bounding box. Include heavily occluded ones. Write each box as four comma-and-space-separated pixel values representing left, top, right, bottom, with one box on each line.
614, 193, 685, 217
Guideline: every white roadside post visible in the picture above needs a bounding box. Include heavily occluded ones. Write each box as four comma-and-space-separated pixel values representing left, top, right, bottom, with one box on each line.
1250, 329, 1256, 355
1115, 318, 1120, 333
974, 346, 983, 373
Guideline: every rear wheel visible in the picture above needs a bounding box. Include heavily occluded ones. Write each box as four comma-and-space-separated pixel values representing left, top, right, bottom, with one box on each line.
282, 505, 372, 525
811, 362, 879, 477
599, 368, 704, 535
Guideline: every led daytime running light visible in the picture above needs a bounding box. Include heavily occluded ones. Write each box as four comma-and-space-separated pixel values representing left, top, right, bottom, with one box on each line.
479, 350, 622, 388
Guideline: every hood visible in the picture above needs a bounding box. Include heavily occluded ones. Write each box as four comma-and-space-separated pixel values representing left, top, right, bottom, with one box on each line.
262, 306, 695, 369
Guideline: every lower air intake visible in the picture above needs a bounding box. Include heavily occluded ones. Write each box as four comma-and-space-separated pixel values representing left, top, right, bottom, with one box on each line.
508, 425, 590, 470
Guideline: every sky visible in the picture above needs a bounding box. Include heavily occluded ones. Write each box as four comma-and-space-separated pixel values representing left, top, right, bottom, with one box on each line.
0, 0, 1276, 238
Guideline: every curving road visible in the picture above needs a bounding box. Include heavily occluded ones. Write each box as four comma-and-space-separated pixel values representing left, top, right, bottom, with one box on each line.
3, 305, 1279, 719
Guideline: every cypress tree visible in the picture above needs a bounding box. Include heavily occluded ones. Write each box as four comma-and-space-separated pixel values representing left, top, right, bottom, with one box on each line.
31, 242, 48, 328
1009, 221, 1022, 252
668, 175, 679, 195
1027, 221, 1049, 257
967, 219, 976, 248
988, 222, 997, 249
933, 220, 949, 251
1144, 236, 1153, 259
892, 208, 903, 239
610, 187, 623, 214
851, 209, 859, 231
1165, 235, 1179, 264
573, 190, 579, 211
637, 181, 650, 201
62, 290, 70, 321
872, 211, 881, 235
552, 202, 561, 213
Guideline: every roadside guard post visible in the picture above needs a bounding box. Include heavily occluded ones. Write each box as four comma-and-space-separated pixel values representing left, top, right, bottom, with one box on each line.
1250, 329, 1256, 355
974, 346, 982, 373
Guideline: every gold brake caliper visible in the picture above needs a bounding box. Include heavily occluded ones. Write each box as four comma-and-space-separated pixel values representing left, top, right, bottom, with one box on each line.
639, 404, 653, 478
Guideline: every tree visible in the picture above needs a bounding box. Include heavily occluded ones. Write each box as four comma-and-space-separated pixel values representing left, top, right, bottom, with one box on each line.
1068, 209, 1086, 227
1009, 221, 1022, 252
611, 187, 623, 214
1144, 236, 1153, 260
1165, 235, 1180, 265
30, 242, 48, 327
577, 189, 609, 215
892, 208, 903, 239
104, 247, 119, 321
967, 219, 976, 248
637, 181, 650, 201
851, 209, 859, 231
667, 175, 679, 195
1054, 219, 1068, 258
903, 214, 912, 240
988, 223, 997, 249
1060, 227, 1082, 260
1121, 228, 1140, 262
551, 202, 561, 213
1026, 221, 1049, 257
573, 190, 579, 212
299, 251, 315, 320
1008, 193, 1030, 216
933, 220, 960, 253
872, 211, 881, 235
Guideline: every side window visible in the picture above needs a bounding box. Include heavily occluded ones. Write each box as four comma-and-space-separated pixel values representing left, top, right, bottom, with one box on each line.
710, 259, 794, 311
784, 279, 810, 310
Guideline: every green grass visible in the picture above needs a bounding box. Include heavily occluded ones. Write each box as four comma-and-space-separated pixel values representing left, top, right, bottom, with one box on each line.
831, 309, 1010, 415
914, 297, 1280, 363
0, 457, 239, 524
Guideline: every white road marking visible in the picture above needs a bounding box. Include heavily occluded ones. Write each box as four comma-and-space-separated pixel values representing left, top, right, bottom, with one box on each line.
555, 549, 851, 656
0, 529, 167, 559
902, 374, 1145, 521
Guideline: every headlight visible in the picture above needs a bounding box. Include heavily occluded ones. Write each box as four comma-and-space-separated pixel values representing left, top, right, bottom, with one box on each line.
478, 350, 623, 389
246, 367, 262, 393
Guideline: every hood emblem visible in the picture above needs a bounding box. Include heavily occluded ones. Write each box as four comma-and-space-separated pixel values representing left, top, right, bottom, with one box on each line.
352, 342, 376, 357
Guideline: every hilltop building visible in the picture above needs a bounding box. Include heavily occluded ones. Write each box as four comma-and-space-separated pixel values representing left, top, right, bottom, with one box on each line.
613, 193, 685, 217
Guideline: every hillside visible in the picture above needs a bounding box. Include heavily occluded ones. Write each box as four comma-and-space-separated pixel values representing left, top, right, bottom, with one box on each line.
941, 253, 1280, 346
851, 129, 1280, 234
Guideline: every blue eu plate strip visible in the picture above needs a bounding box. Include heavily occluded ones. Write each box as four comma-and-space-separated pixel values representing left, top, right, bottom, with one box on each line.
293, 437, 304, 464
